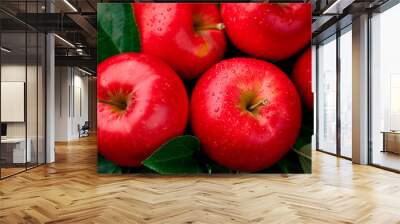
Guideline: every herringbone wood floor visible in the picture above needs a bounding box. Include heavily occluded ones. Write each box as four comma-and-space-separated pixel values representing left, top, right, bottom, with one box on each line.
0, 135, 400, 224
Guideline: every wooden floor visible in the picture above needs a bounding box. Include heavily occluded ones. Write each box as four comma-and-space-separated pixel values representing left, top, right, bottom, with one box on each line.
1, 167, 26, 178
373, 151, 400, 171
1, 136, 400, 224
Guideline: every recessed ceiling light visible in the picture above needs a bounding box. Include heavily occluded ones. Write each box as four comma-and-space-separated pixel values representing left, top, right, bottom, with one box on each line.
323, 0, 355, 15
54, 34, 75, 48
78, 67, 93, 76
63, 0, 78, 12
1, 47, 11, 53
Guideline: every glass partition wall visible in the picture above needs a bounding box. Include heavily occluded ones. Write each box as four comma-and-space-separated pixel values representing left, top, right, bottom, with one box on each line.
316, 0, 400, 172
0, 1, 46, 179
316, 25, 353, 159
317, 35, 337, 155
370, 2, 400, 172
339, 26, 352, 159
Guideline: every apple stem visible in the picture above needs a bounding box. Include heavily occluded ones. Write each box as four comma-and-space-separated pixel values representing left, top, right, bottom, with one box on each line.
249, 98, 269, 111
195, 23, 225, 31
99, 99, 127, 110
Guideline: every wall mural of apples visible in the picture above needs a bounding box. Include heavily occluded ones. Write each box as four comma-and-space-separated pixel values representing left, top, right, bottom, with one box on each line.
97, 3, 313, 174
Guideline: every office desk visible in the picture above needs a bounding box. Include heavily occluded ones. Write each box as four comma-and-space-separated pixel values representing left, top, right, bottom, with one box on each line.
382, 131, 400, 154
1, 138, 31, 163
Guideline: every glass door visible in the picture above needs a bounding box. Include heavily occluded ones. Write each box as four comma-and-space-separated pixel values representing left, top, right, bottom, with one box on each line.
317, 35, 337, 155
339, 26, 353, 159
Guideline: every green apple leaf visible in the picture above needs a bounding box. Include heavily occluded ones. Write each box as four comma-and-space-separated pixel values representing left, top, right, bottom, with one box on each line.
143, 135, 203, 174
97, 3, 140, 63
293, 125, 313, 149
97, 154, 122, 174
294, 144, 312, 173
292, 124, 312, 173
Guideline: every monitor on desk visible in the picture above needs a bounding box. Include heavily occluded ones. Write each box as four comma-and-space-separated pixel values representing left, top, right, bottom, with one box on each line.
1, 123, 7, 138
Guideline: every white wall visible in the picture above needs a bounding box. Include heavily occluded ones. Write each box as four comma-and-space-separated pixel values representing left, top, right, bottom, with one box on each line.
55, 66, 69, 141
1, 65, 26, 137
54, 67, 89, 141
72, 73, 89, 138
1, 65, 36, 137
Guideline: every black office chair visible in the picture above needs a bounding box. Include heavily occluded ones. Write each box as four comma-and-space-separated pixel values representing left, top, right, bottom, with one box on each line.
79, 121, 90, 138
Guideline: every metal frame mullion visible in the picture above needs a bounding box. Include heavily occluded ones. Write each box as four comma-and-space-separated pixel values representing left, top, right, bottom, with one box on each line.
25, 0, 28, 171
315, 44, 320, 151
36, 0, 39, 168
367, 10, 374, 166
336, 28, 341, 157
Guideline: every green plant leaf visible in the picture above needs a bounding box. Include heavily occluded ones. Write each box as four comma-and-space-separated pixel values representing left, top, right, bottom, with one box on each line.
294, 144, 312, 173
143, 135, 203, 174
293, 125, 313, 149
97, 3, 140, 63
97, 154, 122, 174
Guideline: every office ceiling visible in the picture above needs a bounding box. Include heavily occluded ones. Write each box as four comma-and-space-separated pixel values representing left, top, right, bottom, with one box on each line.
0, 0, 97, 73
0, 0, 394, 74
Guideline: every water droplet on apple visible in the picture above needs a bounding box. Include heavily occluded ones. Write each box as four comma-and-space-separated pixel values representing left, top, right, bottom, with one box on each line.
167, 8, 171, 12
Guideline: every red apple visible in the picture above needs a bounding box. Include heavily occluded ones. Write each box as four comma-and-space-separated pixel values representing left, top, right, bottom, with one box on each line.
221, 3, 311, 61
97, 53, 189, 166
191, 58, 302, 172
292, 48, 313, 110
133, 3, 226, 79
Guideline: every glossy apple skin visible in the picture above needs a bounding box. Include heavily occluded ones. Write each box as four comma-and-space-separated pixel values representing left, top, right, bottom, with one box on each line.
292, 48, 313, 110
221, 3, 311, 61
98, 53, 189, 167
191, 58, 302, 172
134, 3, 226, 79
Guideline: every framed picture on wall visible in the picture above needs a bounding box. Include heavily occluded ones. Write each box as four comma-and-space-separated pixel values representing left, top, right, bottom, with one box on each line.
1, 82, 25, 122
97, 2, 313, 174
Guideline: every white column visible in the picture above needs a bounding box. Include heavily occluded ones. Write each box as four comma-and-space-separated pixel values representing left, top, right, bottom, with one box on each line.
46, 33, 55, 163
45, 0, 56, 163
352, 14, 369, 164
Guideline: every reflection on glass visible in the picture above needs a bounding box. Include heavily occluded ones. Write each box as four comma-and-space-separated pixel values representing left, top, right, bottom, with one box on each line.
340, 28, 352, 158
1, 31, 27, 177
318, 36, 337, 154
371, 3, 400, 171
38, 33, 46, 165
27, 31, 38, 169
0, 0, 47, 179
